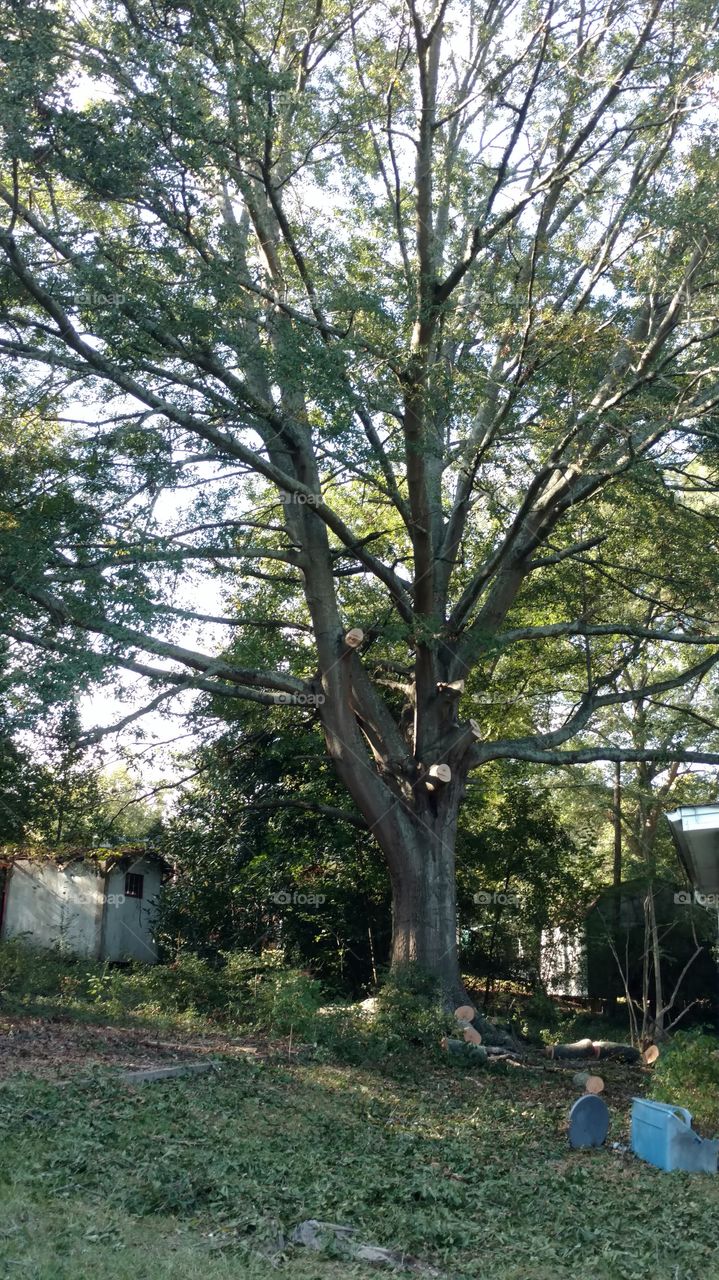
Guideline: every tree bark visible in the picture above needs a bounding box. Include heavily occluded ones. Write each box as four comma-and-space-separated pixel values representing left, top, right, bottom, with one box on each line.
388, 832, 462, 1003
340, 775, 468, 1005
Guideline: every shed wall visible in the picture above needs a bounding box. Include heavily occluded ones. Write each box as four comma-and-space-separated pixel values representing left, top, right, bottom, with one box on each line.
0, 860, 104, 957
101, 859, 162, 963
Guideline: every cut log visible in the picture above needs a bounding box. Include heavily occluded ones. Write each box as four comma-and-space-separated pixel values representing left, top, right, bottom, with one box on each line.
591, 1040, 641, 1062
469, 719, 482, 739
547, 1039, 639, 1063
454, 1004, 477, 1022
344, 628, 364, 648
572, 1071, 605, 1094
470, 1011, 519, 1048
463, 1025, 483, 1046
642, 1044, 660, 1065
548, 1038, 593, 1058
442, 1037, 488, 1064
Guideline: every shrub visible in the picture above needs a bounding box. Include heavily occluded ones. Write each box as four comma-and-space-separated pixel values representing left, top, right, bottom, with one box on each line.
372, 965, 454, 1051
250, 967, 324, 1037
0, 940, 102, 1009
648, 1030, 719, 1135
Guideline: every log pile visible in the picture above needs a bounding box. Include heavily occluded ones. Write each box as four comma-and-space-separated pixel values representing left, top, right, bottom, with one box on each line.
442, 1006, 659, 1071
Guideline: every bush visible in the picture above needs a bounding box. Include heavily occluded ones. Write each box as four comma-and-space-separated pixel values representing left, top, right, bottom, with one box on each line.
648, 1030, 719, 1135
250, 967, 324, 1037
91, 954, 230, 1017
0, 936, 268, 1024
372, 965, 454, 1050
507, 988, 560, 1040
0, 940, 103, 1009
0, 941, 457, 1069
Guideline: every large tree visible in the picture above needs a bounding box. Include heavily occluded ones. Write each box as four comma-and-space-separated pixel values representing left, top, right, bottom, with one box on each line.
2, 0, 719, 999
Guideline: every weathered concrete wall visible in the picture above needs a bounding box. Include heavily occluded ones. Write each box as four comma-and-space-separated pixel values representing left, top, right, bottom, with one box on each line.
102, 858, 162, 963
0, 860, 104, 957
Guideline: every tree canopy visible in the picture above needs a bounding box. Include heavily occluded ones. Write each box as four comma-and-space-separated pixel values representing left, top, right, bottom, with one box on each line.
2, 0, 719, 993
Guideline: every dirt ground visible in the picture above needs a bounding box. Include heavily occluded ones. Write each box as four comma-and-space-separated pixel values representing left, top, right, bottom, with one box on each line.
0, 1013, 267, 1081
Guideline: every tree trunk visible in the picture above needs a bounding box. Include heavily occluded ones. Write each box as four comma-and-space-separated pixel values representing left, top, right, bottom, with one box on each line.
648, 884, 665, 1038
382, 793, 466, 1006
389, 841, 461, 1001
318, 655, 469, 1005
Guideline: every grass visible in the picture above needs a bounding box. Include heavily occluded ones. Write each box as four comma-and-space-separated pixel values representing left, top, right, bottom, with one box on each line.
3, 1036, 719, 1277
2, 945, 719, 1279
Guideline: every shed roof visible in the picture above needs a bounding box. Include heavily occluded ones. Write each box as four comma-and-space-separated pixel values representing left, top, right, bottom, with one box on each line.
666, 806, 719, 895
0, 842, 169, 873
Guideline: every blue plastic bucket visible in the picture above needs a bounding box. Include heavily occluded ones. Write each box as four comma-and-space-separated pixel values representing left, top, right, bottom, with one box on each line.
631, 1098, 718, 1173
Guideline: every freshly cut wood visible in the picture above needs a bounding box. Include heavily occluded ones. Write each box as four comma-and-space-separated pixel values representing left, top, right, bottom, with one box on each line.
463, 1025, 483, 1046
427, 762, 452, 784
344, 628, 364, 648
454, 1004, 476, 1023
547, 1039, 639, 1063
468, 719, 482, 739
642, 1044, 660, 1065
572, 1071, 605, 1094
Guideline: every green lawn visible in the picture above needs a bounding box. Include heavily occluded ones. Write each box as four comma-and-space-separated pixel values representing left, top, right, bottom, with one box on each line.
2, 1021, 719, 1280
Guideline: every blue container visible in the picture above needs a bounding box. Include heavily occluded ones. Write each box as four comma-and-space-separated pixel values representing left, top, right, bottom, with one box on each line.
631, 1098, 718, 1173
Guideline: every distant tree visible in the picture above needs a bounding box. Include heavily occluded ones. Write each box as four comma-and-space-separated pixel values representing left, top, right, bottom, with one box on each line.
456, 765, 596, 999
0, 704, 164, 847
158, 717, 391, 990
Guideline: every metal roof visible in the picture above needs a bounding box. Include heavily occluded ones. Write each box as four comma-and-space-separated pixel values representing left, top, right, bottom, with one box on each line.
666, 806, 719, 895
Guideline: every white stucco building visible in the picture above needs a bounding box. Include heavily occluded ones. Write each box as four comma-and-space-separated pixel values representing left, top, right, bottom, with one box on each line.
0, 849, 165, 963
